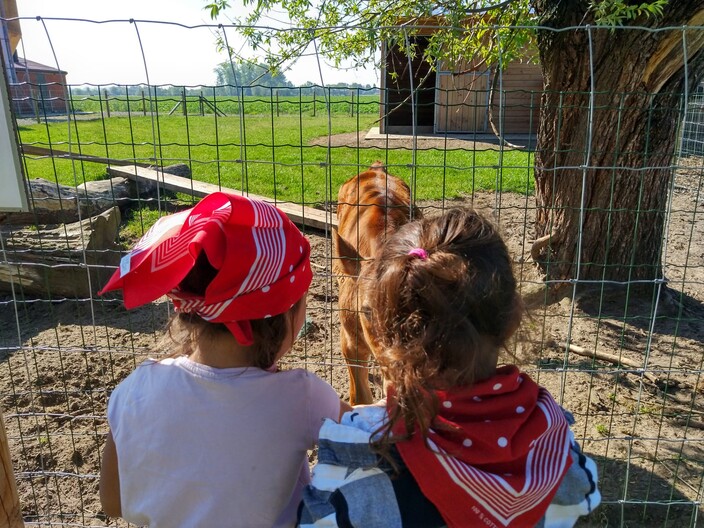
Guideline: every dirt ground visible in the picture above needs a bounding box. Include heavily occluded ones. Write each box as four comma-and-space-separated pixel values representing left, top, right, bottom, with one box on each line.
1, 151, 703, 527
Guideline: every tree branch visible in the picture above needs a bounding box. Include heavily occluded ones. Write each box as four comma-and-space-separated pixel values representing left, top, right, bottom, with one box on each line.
642, 8, 704, 93
549, 340, 661, 386
530, 231, 556, 262
486, 66, 526, 148
463, 0, 521, 13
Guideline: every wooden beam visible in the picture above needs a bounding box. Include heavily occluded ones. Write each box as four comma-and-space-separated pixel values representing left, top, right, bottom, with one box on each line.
0, 409, 24, 527
21, 145, 152, 168
106, 165, 338, 232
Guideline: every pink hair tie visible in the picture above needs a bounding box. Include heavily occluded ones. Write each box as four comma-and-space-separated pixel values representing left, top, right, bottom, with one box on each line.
407, 248, 428, 260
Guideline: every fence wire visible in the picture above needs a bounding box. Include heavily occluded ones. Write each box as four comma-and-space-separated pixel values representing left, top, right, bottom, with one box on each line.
0, 15, 703, 527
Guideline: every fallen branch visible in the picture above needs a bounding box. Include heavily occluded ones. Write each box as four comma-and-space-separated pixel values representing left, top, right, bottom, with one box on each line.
550, 340, 661, 386
671, 416, 704, 431
530, 232, 555, 262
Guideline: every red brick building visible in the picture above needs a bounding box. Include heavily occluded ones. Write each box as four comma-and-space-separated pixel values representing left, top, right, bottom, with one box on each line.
10, 57, 69, 117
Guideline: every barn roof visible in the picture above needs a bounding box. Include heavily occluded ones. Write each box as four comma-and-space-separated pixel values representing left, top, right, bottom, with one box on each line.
13, 57, 67, 75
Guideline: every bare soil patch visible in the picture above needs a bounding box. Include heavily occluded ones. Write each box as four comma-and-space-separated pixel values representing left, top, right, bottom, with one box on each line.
309, 130, 535, 151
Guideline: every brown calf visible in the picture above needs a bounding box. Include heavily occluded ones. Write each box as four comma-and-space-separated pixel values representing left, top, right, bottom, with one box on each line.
333, 162, 421, 404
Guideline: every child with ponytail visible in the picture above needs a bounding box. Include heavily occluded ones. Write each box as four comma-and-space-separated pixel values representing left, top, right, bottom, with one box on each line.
299, 207, 600, 528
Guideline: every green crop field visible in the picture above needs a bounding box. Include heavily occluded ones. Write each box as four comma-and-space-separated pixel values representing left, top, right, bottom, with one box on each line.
18, 113, 533, 206
68, 93, 381, 116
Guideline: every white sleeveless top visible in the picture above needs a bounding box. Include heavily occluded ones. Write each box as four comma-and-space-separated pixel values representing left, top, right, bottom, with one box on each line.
108, 356, 341, 527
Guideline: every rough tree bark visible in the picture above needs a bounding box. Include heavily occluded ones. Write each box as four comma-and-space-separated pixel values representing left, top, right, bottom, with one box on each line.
531, 0, 704, 286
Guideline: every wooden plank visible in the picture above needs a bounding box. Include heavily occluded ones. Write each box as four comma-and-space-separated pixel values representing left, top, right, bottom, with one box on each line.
495, 102, 540, 109
501, 73, 542, 79
494, 77, 543, 85
492, 115, 534, 121
500, 81, 544, 89
436, 70, 488, 133
499, 107, 540, 115
21, 145, 152, 168
107, 165, 338, 231
500, 85, 544, 92
501, 95, 542, 102
492, 102, 541, 110
491, 106, 541, 115
0, 410, 24, 527
503, 66, 542, 74
496, 118, 540, 125
501, 123, 539, 134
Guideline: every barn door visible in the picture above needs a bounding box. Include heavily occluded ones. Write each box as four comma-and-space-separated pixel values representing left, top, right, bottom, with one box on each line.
435, 67, 489, 133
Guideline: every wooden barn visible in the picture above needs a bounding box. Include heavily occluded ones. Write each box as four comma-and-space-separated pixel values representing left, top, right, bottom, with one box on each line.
380, 26, 543, 135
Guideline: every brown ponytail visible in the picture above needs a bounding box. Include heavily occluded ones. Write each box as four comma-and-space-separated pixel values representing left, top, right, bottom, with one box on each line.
361, 208, 522, 458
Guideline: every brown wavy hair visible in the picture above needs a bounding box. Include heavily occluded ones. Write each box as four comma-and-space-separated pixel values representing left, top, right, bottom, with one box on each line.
161, 252, 301, 370
360, 207, 523, 455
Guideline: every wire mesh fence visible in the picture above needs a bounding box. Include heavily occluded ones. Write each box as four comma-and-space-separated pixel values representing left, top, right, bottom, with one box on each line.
0, 14, 703, 528
682, 84, 704, 158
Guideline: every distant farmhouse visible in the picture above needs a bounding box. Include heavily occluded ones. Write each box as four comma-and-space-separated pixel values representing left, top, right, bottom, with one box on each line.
1, 0, 69, 117
10, 57, 69, 116
380, 18, 543, 135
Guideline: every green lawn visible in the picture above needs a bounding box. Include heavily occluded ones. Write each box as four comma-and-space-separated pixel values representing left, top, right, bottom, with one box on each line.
18, 114, 534, 205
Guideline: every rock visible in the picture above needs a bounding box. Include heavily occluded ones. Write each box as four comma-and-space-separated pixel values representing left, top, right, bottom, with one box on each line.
0, 207, 122, 298
77, 177, 132, 207
0, 164, 195, 226
0, 178, 122, 225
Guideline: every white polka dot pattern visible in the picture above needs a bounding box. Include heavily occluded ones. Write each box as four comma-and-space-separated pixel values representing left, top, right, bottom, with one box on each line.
401, 370, 573, 528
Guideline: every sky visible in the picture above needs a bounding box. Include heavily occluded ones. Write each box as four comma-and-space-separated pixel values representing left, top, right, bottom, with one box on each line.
13, 0, 379, 87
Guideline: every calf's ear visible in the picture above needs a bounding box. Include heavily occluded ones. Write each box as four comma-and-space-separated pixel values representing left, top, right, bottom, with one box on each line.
369, 160, 386, 172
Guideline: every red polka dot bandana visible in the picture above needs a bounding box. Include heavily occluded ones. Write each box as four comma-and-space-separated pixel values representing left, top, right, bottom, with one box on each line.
99, 192, 312, 345
389, 366, 572, 528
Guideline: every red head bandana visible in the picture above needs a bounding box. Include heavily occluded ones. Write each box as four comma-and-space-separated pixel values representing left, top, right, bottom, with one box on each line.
99, 192, 312, 345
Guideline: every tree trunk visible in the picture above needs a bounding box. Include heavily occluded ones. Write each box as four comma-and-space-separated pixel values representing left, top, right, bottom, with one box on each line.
531, 0, 704, 285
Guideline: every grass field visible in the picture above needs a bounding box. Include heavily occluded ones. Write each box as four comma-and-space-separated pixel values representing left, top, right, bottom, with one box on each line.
18, 113, 534, 205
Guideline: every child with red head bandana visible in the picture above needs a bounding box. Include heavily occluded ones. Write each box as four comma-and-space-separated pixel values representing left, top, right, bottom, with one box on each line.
299, 208, 600, 528
98, 192, 350, 527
